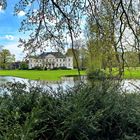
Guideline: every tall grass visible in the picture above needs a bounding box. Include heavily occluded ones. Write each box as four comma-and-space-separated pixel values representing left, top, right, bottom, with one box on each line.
0, 81, 140, 140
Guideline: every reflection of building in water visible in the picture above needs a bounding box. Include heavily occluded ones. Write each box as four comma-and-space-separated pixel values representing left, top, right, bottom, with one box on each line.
38, 80, 62, 86
1, 76, 140, 92
61, 75, 87, 82
29, 52, 73, 69
38, 76, 87, 89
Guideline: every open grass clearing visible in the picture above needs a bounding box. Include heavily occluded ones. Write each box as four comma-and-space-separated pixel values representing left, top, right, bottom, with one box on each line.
1, 67, 140, 81
0, 70, 86, 81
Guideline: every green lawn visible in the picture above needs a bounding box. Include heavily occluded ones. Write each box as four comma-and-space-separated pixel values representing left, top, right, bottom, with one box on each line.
0, 70, 86, 81
1, 68, 140, 81
124, 67, 140, 79
110, 67, 140, 79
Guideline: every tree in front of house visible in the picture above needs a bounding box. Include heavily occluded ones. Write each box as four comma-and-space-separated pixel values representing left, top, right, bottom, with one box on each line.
66, 39, 88, 69
0, 49, 15, 69
19, 61, 28, 70
66, 48, 80, 69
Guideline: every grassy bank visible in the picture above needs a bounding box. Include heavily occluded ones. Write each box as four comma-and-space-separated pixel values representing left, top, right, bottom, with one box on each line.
106, 67, 140, 79
124, 67, 140, 79
1, 68, 140, 81
0, 70, 86, 81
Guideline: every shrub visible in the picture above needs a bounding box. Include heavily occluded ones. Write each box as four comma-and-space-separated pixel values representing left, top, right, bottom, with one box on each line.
0, 81, 140, 139
19, 62, 28, 70
51, 67, 59, 70
59, 66, 71, 70
31, 66, 43, 70
87, 69, 107, 80
51, 67, 71, 70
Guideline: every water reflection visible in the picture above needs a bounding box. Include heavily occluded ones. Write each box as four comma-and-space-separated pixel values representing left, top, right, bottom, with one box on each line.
0, 76, 140, 92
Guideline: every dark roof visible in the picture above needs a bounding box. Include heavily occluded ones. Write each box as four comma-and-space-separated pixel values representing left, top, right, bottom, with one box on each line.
39, 52, 65, 58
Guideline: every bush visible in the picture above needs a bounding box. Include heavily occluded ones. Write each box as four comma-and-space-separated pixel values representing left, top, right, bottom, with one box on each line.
87, 69, 107, 80
19, 62, 28, 70
31, 66, 43, 70
0, 81, 140, 139
51, 67, 59, 70
59, 66, 71, 70
51, 67, 71, 70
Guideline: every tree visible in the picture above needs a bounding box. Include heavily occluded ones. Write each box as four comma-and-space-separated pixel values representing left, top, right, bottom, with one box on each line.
0, 0, 7, 10
87, 1, 118, 74
1, 0, 140, 76
86, 0, 140, 76
66, 48, 80, 68
19, 61, 28, 70
79, 47, 88, 69
0, 49, 15, 69
66, 39, 88, 69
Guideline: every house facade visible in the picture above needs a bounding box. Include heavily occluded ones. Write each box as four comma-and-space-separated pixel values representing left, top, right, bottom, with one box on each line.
29, 52, 73, 69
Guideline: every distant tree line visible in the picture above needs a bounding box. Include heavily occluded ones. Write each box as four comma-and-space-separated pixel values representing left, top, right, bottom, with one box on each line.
0, 48, 28, 70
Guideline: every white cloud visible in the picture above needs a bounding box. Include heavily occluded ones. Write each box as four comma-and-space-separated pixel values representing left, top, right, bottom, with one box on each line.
5, 35, 15, 41
0, 5, 4, 13
4, 43, 25, 61
17, 11, 26, 17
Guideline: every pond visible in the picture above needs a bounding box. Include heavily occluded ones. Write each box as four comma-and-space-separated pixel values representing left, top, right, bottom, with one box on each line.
0, 76, 86, 90
0, 76, 140, 92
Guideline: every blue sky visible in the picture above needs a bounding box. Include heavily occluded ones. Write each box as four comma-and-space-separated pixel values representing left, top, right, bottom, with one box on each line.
0, 0, 86, 61
0, 0, 26, 60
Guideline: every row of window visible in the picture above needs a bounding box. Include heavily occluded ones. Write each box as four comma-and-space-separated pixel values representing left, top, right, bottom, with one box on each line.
30, 63, 72, 68
30, 58, 71, 63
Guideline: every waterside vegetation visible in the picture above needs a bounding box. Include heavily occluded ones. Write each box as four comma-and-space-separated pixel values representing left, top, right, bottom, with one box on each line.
0, 81, 140, 139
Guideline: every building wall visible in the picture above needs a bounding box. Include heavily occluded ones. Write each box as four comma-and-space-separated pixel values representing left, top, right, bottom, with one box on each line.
29, 55, 73, 69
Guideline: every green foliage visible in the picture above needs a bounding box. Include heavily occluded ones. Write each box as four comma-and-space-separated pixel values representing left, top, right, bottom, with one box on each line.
30, 66, 43, 70
0, 81, 140, 139
66, 48, 80, 68
87, 69, 107, 80
19, 62, 28, 70
0, 49, 15, 69
124, 52, 140, 67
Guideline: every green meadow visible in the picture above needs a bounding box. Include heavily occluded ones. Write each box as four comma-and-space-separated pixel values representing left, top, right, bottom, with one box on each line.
124, 67, 140, 79
1, 68, 140, 81
0, 70, 86, 81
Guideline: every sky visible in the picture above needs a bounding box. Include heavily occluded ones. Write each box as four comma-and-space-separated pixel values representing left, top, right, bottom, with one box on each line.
0, 0, 27, 61
0, 0, 86, 61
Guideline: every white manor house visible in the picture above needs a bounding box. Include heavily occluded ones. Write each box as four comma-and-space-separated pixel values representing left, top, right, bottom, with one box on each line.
29, 52, 73, 69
